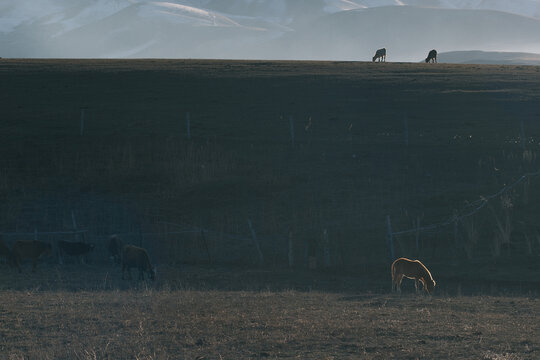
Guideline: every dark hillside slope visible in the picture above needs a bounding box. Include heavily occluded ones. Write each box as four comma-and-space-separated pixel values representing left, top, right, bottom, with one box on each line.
1, 59, 540, 276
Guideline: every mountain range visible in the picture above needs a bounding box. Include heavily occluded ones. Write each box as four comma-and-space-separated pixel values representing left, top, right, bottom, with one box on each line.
1, 0, 540, 61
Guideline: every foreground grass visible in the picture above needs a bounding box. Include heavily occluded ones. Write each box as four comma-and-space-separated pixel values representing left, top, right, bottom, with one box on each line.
0, 269, 538, 359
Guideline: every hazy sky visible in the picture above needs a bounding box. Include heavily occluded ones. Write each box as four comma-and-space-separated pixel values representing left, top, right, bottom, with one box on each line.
1, 0, 540, 61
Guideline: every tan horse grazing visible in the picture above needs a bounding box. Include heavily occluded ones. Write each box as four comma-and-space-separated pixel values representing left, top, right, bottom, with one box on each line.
391, 258, 436, 294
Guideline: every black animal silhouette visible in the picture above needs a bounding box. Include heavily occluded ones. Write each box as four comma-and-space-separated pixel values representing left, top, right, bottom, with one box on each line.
121, 245, 156, 281
425, 49, 437, 63
373, 48, 386, 62
108, 234, 122, 265
12, 240, 52, 273
58, 240, 95, 264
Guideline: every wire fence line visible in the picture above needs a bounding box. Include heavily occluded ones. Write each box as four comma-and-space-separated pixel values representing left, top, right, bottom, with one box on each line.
387, 168, 540, 259
1, 230, 88, 237
158, 221, 253, 242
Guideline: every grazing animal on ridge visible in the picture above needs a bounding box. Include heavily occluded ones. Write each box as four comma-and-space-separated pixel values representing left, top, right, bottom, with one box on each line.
425, 49, 437, 63
12, 240, 53, 273
108, 234, 122, 265
58, 240, 95, 264
121, 245, 156, 281
391, 257, 436, 294
372, 48, 386, 62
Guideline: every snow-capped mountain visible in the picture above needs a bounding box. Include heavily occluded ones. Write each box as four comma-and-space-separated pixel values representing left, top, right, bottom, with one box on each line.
1, 0, 540, 60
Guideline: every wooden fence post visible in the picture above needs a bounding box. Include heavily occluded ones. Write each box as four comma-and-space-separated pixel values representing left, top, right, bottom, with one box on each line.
454, 218, 459, 248
289, 115, 295, 146
186, 112, 191, 140
248, 219, 264, 266
323, 228, 331, 268
520, 119, 526, 151
386, 216, 395, 261
415, 216, 421, 255
200, 230, 212, 265
71, 210, 79, 242
80, 108, 85, 136
404, 115, 409, 146
288, 230, 294, 268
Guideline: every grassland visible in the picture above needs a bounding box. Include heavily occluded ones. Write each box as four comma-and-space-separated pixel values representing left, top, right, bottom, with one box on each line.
0, 263, 538, 359
2, 59, 540, 269
1, 59, 540, 358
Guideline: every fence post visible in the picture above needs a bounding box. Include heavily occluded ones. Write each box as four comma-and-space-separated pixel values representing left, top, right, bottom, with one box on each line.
404, 115, 409, 146
386, 216, 395, 261
289, 115, 295, 146
80, 108, 85, 136
199, 230, 212, 265
415, 216, 421, 255
186, 112, 191, 140
248, 219, 264, 266
520, 119, 526, 151
71, 210, 79, 242
288, 229, 294, 268
454, 218, 459, 248
323, 228, 331, 268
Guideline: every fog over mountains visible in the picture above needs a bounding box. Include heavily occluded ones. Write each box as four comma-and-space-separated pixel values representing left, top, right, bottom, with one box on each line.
2, 0, 540, 61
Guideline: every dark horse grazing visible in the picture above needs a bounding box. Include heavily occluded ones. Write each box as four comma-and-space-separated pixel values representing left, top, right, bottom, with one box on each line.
372, 48, 386, 62
108, 234, 123, 265
425, 49, 437, 63
12, 240, 53, 273
58, 240, 95, 264
121, 245, 156, 281
391, 257, 436, 294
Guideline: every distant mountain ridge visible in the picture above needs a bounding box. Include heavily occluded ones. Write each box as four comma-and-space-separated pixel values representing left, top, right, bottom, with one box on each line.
2, 0, 540, 59
438, 51, 540, 65
271, 6, 540, 61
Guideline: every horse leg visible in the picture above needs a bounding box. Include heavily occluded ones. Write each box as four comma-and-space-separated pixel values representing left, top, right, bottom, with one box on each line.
421, 279, 430, 295
397, 274, 403, 294
13, 255, 21, 273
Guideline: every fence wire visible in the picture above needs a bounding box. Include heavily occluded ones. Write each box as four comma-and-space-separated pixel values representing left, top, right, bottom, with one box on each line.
391, 169, 540, 236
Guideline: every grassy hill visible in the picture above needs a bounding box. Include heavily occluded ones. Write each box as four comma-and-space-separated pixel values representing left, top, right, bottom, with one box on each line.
1, 59, 540, 277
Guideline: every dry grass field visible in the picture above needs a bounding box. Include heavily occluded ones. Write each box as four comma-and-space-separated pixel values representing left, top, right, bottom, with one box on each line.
0, 264, 539, 360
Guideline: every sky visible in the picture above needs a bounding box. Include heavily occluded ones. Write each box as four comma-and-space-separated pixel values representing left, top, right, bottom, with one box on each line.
1, 0, 540, 61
